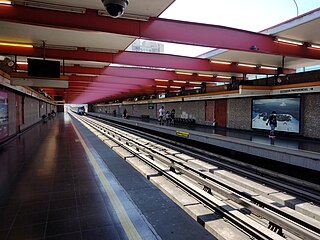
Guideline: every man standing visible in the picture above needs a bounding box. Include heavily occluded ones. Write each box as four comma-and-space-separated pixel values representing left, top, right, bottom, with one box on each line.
158, 106, 165, 125
266, 111, 277, 137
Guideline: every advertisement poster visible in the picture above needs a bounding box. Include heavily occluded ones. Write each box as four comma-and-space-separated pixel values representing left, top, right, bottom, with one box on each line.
252, 98, 300, 133
0, 90, 9, 140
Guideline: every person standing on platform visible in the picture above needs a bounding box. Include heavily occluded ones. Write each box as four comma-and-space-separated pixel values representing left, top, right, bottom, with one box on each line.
165, 111, 171, 125
158, 106, 165, 125
123, 108, 127, 118
266, 111, 277, 137
170, 109, 175, 125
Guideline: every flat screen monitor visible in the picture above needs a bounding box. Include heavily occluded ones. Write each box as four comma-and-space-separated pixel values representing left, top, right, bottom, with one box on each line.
27, 59, 60, 78
252, 97, 300, 133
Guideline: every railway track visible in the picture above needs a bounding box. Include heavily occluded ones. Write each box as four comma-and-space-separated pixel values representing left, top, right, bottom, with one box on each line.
71, 112, 320, 240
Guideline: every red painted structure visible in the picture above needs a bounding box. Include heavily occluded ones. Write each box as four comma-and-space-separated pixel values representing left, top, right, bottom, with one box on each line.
1, 5, 319, 59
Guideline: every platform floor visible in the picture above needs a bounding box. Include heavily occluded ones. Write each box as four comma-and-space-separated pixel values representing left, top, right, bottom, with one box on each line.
98, 113, 320, 154
0, 113, 216, 240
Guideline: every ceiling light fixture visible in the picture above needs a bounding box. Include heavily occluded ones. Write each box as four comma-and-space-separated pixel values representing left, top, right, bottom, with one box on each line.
308, 44, 320, 49
216, 75, 231, 79
0, 41, 33, 48
175, 71, 193, 75
85, 47, 119, 53
33, 43, 78, 51
16, 61, 28, 65
189, 81, 202, 85
238, 63, 257, 68
154, 79, 169, 82
173, 80, 186, 83
0, 1, 11, 5
210, 60, 231, 65
197, 73, 214, 77
274, 37, 303, 46
23, 1, 86, 14
156, 85, 167, 88
260, 66, 278, 70
170, 86, 181, 89
75, 74, 99, 77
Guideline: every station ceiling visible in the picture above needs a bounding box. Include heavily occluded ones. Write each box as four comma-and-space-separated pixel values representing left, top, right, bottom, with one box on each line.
0, 0, 320, 103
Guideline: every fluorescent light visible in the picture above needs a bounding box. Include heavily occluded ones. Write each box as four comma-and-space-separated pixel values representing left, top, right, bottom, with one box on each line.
0, 1, 11, 5
198, 73, 213, 77
23, 1, 86, 14
16, 61, 28, 65
85, 47, 118, 53
170, 86, 181, 89
175, 71, 193, 75
173, 80, 186, 83
260, 66, 278, 70
156, 85, 168, 88
0, 42, 33, 48
33, 43, 77, 51
155, 79, 169, 82
238, 63, 257, 68
275, 37, 303, 46
217, 75, 231, 79
210, 60, 231, 65
189, 81, 202, 85
309, 44, 320, 49
75, 74, 99, 77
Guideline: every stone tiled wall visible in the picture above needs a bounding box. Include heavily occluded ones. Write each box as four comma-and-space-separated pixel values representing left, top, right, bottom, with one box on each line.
129, 101, 206, 123
156, 101, 206, 124
8, 91, 16, 136
227, 98, 252, 130
39, 102, 47, 117
22, 96, 40, 130
132, 104, 157, 119
301, 93, 320, 139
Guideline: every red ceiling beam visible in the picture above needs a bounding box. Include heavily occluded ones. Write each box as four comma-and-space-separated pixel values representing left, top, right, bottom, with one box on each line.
68, 75, 154, 86
0, 46, 291, 75
17, 64, 239, 81
0, 5, 319, 59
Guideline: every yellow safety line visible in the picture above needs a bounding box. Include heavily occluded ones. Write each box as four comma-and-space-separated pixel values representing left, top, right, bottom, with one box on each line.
71, 122, 142, 240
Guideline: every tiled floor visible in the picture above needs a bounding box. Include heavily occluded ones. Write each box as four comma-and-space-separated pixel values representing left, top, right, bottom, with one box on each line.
0, 113, 216, 240
0, 115, 126, 239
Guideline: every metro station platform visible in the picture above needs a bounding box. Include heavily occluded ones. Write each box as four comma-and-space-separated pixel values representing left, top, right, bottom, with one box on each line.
0, 113, 215, 240
89, 112, 320, 175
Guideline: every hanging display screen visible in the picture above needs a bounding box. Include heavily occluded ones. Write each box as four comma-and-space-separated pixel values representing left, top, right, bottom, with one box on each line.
252, 97, 300, 133
28, 58, 60, 78
0, 90, 9, 140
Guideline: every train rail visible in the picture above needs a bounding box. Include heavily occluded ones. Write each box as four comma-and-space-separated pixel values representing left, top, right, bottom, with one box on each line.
71, 112, 320, 240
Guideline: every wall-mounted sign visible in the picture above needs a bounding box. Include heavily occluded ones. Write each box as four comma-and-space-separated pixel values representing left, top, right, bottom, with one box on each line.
252, 97, 300, 133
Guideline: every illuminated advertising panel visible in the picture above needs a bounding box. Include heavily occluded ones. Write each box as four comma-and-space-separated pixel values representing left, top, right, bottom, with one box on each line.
252, 97, 300, 133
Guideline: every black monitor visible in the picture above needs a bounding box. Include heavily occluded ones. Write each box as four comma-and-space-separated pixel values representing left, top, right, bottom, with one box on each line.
27, 59, 60, 78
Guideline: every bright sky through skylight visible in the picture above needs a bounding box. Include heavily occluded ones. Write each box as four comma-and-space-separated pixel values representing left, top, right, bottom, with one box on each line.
156, 0, 320, 57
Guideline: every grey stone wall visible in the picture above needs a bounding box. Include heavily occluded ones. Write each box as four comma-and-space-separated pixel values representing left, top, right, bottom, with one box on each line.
132, 104, 157, 119
21, 96, 40, 130
301, 93, 320, 139
39, 102, 47, 117
173, 101, 206, 124
227, 98, 252, 130
8, 91, 16, 136
129, 101, 206, 123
